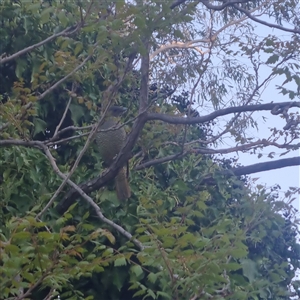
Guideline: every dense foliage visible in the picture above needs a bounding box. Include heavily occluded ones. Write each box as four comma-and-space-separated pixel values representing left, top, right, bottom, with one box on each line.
1, 1, 300, 299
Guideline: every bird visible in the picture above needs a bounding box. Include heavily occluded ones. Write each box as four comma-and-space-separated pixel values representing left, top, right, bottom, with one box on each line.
95, 106, 131, 201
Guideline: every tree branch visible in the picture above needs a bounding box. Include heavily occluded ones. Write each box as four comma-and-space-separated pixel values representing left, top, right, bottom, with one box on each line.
0, 139, 45, 149
37, 53, 93, 102
53, 83, 76, 137
40, 145, 144, 250
192, 139, 300, 155
3, 100, 298, 214
0, 138, 144, 249
147, 101, 300, 125
227, 156, 300, 176
200, 0, 300, 34
135, 152, 188, 170
170, 0, 188, 9
150, 6, 258, 60
233, 3, 300, 35
139, 43, 150, 111
0, 25, 81, 65
150, 41, 207, 60
134, 136, 300, 170
46, 125, 93, 144
201, 0, 249, 11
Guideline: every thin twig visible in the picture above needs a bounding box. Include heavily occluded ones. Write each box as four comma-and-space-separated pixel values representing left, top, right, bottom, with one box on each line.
139, 42, 150, 111
135, 152, 188, 170
46, 132, 90, 146
46, 125, 93, 143
0, 25, 81, 65
37, 53, 93, 102
53, 84, 76, 137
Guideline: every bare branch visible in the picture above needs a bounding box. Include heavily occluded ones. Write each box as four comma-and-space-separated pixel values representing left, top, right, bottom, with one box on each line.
53, 83, 76, 137
201, 0, 258, 11
0, 138, 144, 249
228, 156, 300, 176
37, 53, 93, 102
150, 41, 207, 60
46, 111, 144, 147
139, 43, 150, 111
233, 3, 300, 34
0, 139, 45, 149
46, 132, 90, 146
55, 98, 300, 213
55, 125, 300, 213
0, 25, 81, 65
197, 52, 296, 145
147, 101, 300, 125
135, 152, 188, 170
135, 136, 300, 170
46, 125, 93, 143
41, 145, 144, 250
193, 139, 300, 154
170, 0, 188, 9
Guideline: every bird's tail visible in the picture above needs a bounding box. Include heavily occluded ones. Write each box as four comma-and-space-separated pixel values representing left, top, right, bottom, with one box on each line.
115, 167, 131, 201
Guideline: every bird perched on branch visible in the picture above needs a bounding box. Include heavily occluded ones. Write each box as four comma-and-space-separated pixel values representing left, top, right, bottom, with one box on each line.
95, 106, 131, 201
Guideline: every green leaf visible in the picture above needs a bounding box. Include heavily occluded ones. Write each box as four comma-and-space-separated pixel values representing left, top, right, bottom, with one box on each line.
241, 258, 258, 283
133, 289, 146, 297
266, 54, 279, 64
74, 42, 83, 56
147, 272, 158, 284
12, 231, 31, 240
145, 289, 156, 299
15, 59, 27, 79
57, 10, 69, 27
37, 231, 53, 240
27, 3, 41, 13
3, 244, 19, 254
32, 118, 47, 137
157, 291, 172, 299
134, 15, 146, 29
69, 103, 85, 124
131, 265, 144, 278
114, 257, 127, 267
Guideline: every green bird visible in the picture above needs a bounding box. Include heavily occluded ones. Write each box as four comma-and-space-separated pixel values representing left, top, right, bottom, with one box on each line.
95, 106, 131, 201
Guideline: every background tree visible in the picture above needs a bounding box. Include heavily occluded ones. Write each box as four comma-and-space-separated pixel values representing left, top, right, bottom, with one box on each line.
0, 0, 300, 299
